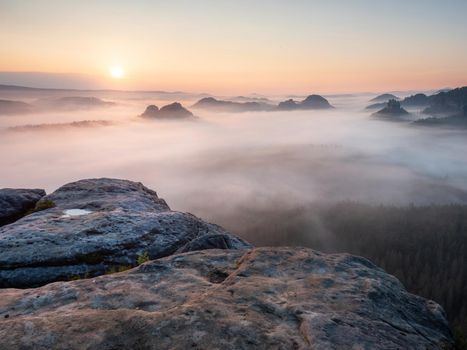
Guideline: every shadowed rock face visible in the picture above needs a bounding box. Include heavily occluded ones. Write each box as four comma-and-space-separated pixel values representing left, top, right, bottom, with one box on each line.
373, 99, 409, 118
276, 95, 334, 111
141, 102, 194, 119
300, 94, 333, 109
0, 178, 250, 288
0, 247, 454, 349
277, 98, 299, 110
0, 188, 45, 226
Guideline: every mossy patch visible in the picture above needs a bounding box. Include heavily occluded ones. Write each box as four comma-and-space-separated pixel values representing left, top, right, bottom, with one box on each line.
34, 199, 56, 212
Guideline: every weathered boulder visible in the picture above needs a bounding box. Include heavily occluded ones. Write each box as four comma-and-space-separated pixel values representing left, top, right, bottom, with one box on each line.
0, 247, 454, 349
0, 188, 45, 226
0, 178, 250, 288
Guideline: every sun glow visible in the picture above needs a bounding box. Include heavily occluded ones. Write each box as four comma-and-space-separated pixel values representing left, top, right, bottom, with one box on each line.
110, 66, 124, 79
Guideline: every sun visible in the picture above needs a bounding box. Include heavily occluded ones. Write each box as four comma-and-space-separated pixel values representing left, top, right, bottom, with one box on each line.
110, 66, 124, 79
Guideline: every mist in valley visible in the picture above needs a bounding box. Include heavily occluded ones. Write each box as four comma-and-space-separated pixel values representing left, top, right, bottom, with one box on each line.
2, 89, 467, 331
2, 91, 467, 234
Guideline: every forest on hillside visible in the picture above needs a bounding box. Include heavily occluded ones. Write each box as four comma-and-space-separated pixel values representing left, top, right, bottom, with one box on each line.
221, 202, 467, 345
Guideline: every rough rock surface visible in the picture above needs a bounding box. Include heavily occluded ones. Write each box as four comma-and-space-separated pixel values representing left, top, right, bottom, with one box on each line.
0, 188, 45, 226
0, 247, 454, 349
0, 178, 250, 288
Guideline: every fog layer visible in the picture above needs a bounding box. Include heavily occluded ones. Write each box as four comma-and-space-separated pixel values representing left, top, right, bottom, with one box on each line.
2, 91, 467, 238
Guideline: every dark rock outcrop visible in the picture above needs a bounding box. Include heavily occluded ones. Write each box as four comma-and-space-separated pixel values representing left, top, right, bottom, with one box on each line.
0, 99, 33, 115
192, 97, 273, 113
373, 99, 409, 118
276, 95, 334, 111
140, 102, 194, 119
277, 98, 299, 110
370, 93, 400, 102
0, 247, 454, 349
0, 178, 250, 288
300, 94, 333, 109
140, 104, 159, 117
0, 188, 45, 226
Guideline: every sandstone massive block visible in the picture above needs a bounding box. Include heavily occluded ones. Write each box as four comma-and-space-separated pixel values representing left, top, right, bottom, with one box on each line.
0, 247, 454, 349
0, 178, 250, 288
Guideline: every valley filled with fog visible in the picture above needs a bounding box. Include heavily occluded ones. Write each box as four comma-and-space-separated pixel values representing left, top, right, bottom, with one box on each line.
2, 90, 467, 209
2, 88, 467, 332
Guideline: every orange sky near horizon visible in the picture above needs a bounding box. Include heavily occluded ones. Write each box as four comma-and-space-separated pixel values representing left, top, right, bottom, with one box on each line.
1, 0, 466, 94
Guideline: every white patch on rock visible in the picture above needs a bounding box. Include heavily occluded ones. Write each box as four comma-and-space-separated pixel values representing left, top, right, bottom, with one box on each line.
61, 209, 92, 218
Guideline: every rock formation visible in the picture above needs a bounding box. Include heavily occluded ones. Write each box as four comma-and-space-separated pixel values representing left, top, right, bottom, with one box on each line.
373, 99, 409, 118
277, 98, 299, 110
276, 95, 334, 111
0, 247, 454, 349
193, 95, 333, 113
300, 94, 333, 109
0, 188, 45, 226
0, 178, 250, 288
140, 102, 194, 119
140, 104, 159, 117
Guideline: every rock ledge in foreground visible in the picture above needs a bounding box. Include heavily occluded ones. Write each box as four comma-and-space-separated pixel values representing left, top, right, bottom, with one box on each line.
0, 247, 454, 349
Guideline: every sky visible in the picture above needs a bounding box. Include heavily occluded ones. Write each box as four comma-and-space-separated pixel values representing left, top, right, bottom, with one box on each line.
0, 0, 466, 94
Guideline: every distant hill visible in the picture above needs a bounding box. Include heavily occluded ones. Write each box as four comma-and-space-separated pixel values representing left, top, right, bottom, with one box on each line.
422, 87, 467, 117
369, 93, 400, 102
276, 95, 334, 111
140, 102, 194, 119
401, 93, 430, 107
193, 94, 333, 113
36, 96, 115, 110
366, 88, 467, 121
0, 99, 33, 115
192, 97, 274, 113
